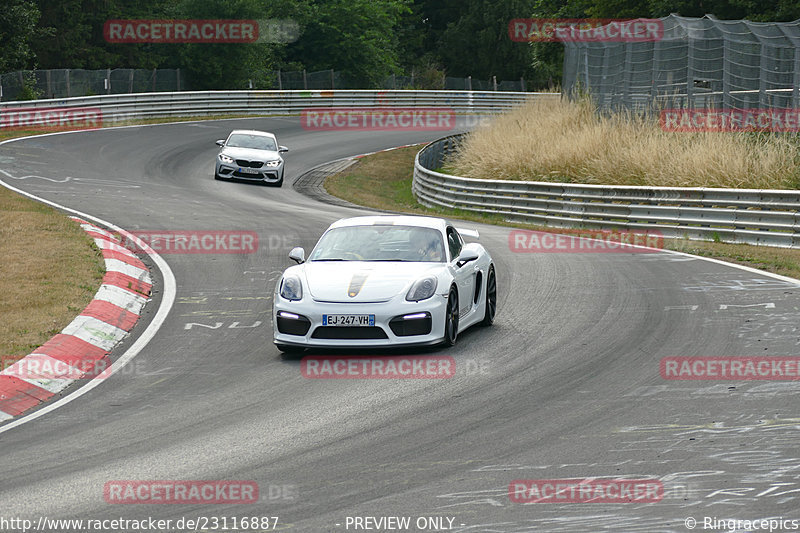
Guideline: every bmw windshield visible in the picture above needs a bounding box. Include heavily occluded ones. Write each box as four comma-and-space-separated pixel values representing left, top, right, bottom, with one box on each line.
226, 134, 277, 151
309, 225, 446, 262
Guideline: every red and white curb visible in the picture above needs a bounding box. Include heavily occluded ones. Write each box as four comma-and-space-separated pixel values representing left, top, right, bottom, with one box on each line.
0, 217, 152, 421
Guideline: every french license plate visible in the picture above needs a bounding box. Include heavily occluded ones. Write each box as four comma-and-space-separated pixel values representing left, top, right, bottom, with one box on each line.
239, 168, 259, 174
323, 314, 375, 326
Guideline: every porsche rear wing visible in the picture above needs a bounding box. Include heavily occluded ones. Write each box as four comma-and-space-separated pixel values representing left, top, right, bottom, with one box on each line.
456, 227, 479, 239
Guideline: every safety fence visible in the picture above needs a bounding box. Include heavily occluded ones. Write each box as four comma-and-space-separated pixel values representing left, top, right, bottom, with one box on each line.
0, 69, 185, 102
1, 68, 531, 102
414, 133, 800, 248
562, 14, 800, 113
0, 90, 550, 126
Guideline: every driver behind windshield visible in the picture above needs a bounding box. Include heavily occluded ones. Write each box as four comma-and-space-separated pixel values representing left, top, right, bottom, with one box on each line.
413, 229, 444, 262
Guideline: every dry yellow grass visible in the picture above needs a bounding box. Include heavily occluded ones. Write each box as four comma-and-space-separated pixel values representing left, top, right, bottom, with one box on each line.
0, 187, 105, 357
447, 98, 800, 189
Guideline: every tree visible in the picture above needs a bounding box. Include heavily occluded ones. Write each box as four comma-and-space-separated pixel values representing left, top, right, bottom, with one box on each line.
283, 0, 409, 87
523, 0, 594, 88
435, 0, 540, 81
33, 0, 118, 69
170, 0, 290, 90
0, 0, 44, 72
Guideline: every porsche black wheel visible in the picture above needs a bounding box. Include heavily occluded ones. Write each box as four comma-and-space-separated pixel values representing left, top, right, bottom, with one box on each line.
480, 265, 496, 326
443, 286, 459, 346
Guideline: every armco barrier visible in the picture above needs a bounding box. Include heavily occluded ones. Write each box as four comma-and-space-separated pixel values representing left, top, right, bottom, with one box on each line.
413, 133, 800, 248
0, 90, 557, 126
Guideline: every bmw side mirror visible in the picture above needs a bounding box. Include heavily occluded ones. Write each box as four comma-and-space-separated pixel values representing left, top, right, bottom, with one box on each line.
279, 146, 289, 153
289, 247, 305, 264
215, 139, 225, 147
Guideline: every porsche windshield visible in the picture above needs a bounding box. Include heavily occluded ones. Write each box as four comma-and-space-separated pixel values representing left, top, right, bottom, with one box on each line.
309, 225, 446, 262
226, 134, 277, 151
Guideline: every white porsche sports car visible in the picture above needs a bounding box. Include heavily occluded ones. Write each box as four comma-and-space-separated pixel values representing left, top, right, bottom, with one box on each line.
273, 215, 496, 352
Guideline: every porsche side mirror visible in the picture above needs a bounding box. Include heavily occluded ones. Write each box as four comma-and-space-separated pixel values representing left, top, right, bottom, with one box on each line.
215, 139, 225, 146
289, 247, 305, 264
278, 146, 289, 153
455, 249, 479, 267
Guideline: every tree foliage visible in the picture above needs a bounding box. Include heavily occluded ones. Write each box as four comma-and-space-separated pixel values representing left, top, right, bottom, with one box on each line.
284, 0, 409, 87
0, 0, 45, 72
435, 0, 539, 80
6, 0, 799, 91
168, 0, 285, 90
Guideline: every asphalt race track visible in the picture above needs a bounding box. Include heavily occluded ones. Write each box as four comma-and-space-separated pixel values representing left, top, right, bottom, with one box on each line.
2, 116, 800, 532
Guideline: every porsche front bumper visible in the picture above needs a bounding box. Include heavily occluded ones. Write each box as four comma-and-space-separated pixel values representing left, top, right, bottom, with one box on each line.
273, 294, 448, 348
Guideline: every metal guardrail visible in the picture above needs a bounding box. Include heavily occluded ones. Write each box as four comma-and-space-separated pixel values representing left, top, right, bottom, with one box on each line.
413, 133, 800, 248
0, 90, 555, 126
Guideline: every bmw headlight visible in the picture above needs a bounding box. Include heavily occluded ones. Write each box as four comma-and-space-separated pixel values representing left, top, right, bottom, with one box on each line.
219, 154, 234, 164
406, 277, 438, 302
280, 275, 303, 301
265, 160, 282, 167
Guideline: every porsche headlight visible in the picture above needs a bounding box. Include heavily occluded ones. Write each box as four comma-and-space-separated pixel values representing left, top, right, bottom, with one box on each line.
280, 275, 303, 301
265, 160, 282, 167
219, 154, 235, 164
406, 277, 437, 302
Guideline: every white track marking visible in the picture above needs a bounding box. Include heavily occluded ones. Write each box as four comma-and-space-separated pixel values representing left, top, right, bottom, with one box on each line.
0, 169, 141, 188
93, 238, 139, 257
719, 303, 776, 310
104, 258, 150, 279
93, 284, 148, 313
0, 130, 176, 434
60, 316, 128, 351
77, 222, 117, 238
